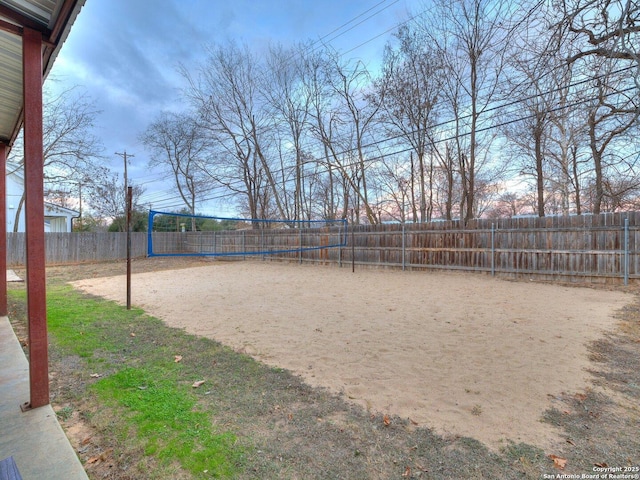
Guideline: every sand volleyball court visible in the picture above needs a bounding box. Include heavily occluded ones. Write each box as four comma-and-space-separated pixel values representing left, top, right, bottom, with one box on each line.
72, 261, 630, 451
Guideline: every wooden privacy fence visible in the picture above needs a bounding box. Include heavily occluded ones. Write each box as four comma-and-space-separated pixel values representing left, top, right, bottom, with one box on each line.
7, 232, 148, 266
264, 212, 638, 284
337, 213, 638, 284
6, 212, 640, 284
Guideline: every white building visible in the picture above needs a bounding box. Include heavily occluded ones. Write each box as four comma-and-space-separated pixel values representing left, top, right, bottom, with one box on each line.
6, 163, 79, 232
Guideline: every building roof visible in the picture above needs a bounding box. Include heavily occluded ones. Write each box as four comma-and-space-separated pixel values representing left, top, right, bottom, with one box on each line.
45, 201, 79, 217
0, 0, 86, 147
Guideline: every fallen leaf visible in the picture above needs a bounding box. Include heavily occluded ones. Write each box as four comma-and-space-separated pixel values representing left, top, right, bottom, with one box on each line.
549, 454, 567, 469
192, 380, 205, 388
409, 417, 419, 426
566, 438, 575, 446
87, 448, 113, 464
90, 373, 102, 378
130, 332, 136, 337
174, 355, 183, 363
594, 462, 608, 468
383, 414, 391, 426
288, 413, 293, 421
402, 466, 411, 477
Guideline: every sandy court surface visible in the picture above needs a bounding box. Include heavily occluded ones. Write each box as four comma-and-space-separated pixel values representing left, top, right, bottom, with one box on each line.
71, 261, 631, 451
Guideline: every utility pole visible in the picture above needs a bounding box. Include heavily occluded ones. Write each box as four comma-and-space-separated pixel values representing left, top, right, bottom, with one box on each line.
77, 180, 82, 231
115, 150, 134, 197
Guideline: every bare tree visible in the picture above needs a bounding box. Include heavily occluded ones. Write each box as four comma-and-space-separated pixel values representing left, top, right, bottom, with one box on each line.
88, 173, 146, 232
140, 111, 211, 229
376, 24, 445, 222
322, 49, 382, 224
262, 43, 314, 222
9, 84, 104, 231
423, 0, 513, 223
181, 41, 291, 224
559, 0, 640, 80
584, 63, 639, 213
548, 0, 640, 214
303, 48, 346, 221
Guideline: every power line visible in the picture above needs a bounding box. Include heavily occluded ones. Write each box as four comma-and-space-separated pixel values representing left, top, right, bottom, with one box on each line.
314, 0, 400, 49
136, 2, 640, 213
148, 80, 637, 212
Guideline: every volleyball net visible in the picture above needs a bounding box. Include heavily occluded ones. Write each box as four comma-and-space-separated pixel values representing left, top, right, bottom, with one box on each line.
147, 210, 348, 257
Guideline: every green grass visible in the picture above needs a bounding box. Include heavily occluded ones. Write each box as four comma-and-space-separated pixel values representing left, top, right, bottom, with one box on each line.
93, 367, 238, 476
11, 285, 244, 478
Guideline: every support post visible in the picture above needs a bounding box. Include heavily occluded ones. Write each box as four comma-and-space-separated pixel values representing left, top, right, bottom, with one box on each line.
491, 223, 495, 277
126, 186, 132, 309
402, 222, 406, 271
624, 217, 629, 286
350, 209, 355, 273
23, 27, 49, 409
338, 224, 342, 268
0, 143, 7, 316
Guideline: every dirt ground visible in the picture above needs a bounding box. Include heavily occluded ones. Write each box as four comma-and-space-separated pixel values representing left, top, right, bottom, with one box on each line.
70, 259, 631, 453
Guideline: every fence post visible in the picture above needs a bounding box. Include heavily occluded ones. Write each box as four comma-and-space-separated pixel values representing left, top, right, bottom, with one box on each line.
351, 210, 355, 273
299, 227, 303, 264
402, 223, 406, 271
491, 223, 495, 277
624, 217, 629, 285
338, 224, 342, 268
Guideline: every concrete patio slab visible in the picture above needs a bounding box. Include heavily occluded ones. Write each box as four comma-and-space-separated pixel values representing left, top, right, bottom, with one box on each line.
0, 316, 88, 480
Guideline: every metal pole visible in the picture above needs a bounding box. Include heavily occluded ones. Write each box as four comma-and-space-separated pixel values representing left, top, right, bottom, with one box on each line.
126, 186, 132, 309
402, 223, 406, 271
299, 226, 303, 264
624, 217, 629, 286
491, 223, 495, 277
338, 223, 342, 268
351, 209, 355, 273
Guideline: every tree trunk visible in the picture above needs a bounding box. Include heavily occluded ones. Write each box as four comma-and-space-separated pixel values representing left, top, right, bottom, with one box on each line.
588, 111, 604, 214
534, 117, 545, 217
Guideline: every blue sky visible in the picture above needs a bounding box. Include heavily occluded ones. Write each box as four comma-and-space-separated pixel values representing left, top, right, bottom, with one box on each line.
48, 0, 418, 212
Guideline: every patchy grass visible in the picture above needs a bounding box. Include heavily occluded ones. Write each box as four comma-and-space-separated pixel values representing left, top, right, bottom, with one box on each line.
6, 258, 640, 478
540, 300, 640, 475
35, 285, 244, 478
